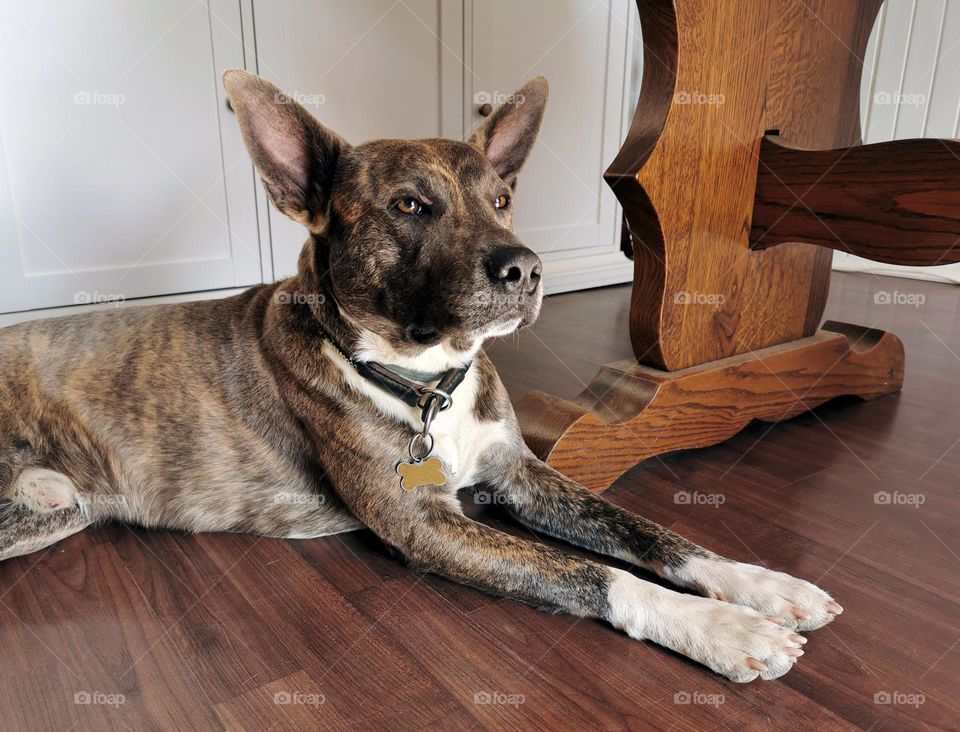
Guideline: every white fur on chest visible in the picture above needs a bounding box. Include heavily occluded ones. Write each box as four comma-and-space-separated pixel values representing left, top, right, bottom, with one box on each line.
323, 342, 509, 489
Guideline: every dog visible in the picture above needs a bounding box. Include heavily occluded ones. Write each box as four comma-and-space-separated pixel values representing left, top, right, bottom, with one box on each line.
0, 70, 841, 682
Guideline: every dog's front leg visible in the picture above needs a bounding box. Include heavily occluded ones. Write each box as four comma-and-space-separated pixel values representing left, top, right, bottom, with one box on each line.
333, 479, 803, 682
493, 455, 843, 632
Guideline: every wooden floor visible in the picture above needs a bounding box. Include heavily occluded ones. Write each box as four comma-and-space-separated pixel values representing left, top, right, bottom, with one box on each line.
1, 272, 958, 731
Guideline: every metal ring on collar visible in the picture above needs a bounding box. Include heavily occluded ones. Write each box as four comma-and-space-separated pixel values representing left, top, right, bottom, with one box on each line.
418, 387, 453, 411
421, 400, 439, 436
408, 431, 435, 462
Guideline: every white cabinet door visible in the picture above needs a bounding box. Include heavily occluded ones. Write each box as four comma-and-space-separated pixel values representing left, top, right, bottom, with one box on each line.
467, 0, 635, 293
0, 0, 262, 314
252, 0, 464, 279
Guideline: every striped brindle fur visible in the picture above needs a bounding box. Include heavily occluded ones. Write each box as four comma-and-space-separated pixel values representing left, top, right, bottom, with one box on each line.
0, 70, 841, 682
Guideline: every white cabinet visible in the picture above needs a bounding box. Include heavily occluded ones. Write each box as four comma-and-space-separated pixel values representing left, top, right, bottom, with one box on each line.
0, 0, 635, 318
0, 0, 261, 313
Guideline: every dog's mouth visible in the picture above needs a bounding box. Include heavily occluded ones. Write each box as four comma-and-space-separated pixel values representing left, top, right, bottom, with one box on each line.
407, 326, 441, 345
474, 304, 541, 340
485, 316, 525, 338
404, 314, 527, 349
402, 285, 543, 348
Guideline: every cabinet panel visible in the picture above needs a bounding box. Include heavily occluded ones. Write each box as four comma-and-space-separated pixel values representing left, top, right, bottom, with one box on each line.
0, 0, 261, 313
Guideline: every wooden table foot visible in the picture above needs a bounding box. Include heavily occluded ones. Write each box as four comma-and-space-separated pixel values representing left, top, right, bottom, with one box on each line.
516, 322, 904, 493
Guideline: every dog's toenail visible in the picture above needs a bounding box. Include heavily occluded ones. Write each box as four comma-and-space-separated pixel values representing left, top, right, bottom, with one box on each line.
792, 609, 808, 619
826, 602, 843, 614
785, 647, 803, 657
746, 658, 767, 671
790, 634, 807, 644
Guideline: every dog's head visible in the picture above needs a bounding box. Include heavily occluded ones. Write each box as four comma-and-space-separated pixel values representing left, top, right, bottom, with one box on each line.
224, 70, 548, 360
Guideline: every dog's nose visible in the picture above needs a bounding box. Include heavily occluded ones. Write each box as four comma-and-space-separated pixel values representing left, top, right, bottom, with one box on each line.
486, 246, 542, 293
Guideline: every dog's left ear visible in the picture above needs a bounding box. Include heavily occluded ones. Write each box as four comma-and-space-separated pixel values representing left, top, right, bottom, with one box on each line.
468, 77, 549, 188
223, 69, 347, 232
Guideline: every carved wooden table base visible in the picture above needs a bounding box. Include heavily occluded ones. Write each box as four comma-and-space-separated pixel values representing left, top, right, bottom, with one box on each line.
518, 0, 959, 492
518, 322, 903, 492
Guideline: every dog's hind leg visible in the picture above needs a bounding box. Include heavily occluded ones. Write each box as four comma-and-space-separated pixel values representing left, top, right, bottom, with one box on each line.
0, 502, 91, 561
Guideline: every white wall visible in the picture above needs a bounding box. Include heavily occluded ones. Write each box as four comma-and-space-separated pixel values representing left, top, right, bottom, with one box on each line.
839, 0, 960, 283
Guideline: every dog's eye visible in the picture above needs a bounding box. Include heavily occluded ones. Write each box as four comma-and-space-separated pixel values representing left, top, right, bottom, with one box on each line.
495, 194, 511, 210
397, 197, 424, 216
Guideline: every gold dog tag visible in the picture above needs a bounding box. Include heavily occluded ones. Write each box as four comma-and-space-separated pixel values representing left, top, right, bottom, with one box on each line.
396, 456, 448, 490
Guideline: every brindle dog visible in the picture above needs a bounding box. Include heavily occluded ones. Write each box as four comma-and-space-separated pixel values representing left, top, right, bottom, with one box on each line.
0, 70, 841, 682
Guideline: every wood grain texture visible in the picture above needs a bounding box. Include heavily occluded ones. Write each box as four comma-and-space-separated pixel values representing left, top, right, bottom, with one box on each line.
608, 0, 883, 370
752, 135, 960, 265
516, 321, 904, 493
0, 274, 957, 729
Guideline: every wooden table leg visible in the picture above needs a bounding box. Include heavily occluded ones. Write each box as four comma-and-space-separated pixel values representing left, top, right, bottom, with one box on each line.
518, 322, 903, 492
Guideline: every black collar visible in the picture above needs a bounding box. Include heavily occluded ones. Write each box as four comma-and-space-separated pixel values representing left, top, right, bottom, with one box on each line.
322, 329, 472, 409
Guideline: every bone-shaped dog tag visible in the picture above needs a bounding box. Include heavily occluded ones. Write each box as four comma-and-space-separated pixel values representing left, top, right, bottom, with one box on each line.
396, 456, 448, 490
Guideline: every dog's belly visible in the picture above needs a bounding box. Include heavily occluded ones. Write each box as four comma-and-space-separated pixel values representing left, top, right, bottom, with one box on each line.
119, 448, 355, 537
76, 385, 361, 537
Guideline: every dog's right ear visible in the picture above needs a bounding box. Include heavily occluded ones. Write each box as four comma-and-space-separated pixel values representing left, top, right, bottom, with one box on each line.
223, 70, 346, 232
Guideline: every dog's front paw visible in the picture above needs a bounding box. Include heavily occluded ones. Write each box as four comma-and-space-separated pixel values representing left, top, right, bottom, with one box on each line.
608, 570, 805, 682
666, 557, 842, 631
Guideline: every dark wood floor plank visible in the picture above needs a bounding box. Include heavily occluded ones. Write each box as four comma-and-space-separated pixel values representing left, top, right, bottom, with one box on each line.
110, 526, 296, 704
199, 536, 473, 729
215, 671, 354, 731
351, 577, 618, 731
0, 533, 224, 731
